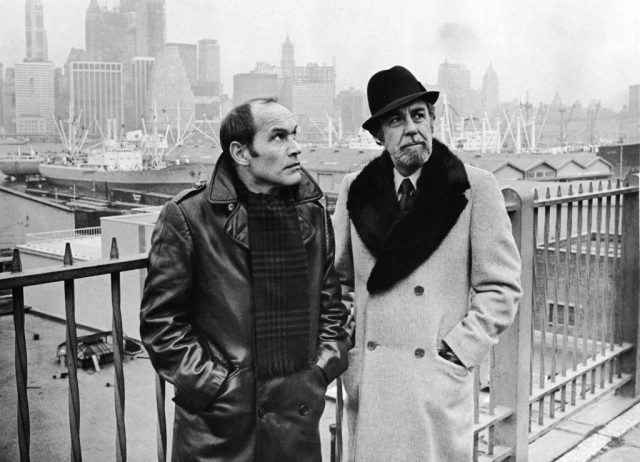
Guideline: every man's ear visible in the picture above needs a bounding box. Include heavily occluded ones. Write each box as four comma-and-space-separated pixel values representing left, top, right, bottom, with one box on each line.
229, 141, 250, 166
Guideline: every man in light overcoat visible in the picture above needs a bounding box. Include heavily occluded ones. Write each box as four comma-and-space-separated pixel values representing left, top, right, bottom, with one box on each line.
333, 65, 522, 461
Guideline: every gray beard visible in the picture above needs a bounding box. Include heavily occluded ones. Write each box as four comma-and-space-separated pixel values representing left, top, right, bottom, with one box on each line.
395, 145, 431, 171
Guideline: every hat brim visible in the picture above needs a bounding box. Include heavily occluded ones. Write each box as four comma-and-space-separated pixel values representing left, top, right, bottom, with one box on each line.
362, 90, 439, 132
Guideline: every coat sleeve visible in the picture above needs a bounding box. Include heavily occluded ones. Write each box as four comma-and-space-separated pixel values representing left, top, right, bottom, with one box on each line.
333, 174, 355, 295
315, 205, 353, 383
443, 170, 523, 368
140, 201, 228, 410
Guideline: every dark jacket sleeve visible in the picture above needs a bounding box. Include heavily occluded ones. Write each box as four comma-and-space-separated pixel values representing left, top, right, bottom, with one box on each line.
315, 207, 352, 382
140, 201, 228, 410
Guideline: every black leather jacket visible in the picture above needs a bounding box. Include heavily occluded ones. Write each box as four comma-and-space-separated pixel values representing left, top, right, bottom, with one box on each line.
140, 154, 350, 461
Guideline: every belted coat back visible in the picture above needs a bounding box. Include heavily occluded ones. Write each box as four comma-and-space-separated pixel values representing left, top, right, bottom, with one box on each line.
140, 154, 351, 461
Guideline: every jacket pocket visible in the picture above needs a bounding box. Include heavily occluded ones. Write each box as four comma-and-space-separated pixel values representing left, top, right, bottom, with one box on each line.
172, 366, 246, 412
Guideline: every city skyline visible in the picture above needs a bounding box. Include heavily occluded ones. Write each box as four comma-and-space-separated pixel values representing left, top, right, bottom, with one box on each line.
0, 0, 639, 110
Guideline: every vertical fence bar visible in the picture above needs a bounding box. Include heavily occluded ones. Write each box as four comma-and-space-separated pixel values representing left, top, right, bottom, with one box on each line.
553, 188, 565, 377
576, 186, 586, 366
63, 244, 82, 462
493, 185, 534, 462
155, 374, 167, 462
603, 184, 613, 353
11, 249, 31, 462
531, 190, 540, 394
110, 239, 127, 462
585, 188, 595, 361
565, 187, 576, 371
542, 189, 554, 385
613, 184, 623, 348
595, 185, 605, 358
619, 175, 640, 397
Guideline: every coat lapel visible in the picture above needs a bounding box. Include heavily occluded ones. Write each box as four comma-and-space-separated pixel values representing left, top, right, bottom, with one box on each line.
347, 138, 470, 294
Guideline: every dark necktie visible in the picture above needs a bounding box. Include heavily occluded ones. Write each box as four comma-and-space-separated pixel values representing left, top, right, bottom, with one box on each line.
398, 178, 415, 212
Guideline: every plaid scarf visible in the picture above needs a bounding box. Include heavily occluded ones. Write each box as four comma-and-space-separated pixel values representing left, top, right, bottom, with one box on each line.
246, 190, 311, 378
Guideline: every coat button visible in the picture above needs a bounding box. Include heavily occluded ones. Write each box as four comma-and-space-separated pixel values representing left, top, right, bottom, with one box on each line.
227, 203, 235, 211
258, 407, 267, 418
414, 286, 424, 296
414, 348, 425, 358
366, 341, 377, 351
298, 405, 310, 416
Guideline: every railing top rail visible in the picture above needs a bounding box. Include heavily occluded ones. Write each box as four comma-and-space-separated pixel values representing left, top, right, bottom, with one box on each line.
0, 253, 148, 290
534, 185, 638, 207
25, 227, 102, 241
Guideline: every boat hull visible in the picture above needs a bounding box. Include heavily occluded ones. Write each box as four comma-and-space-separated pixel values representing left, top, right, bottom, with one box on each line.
0, 158, 41, 177
38, 162, 215, 195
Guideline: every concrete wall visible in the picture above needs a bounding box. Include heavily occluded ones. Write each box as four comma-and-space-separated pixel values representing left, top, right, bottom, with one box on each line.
0, 186, 75, 248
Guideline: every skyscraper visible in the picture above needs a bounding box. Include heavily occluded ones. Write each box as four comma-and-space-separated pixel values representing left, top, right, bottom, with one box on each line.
292, 63, 335, 143
629, 84, 640, 113
133, 0, 166, 58
85, 0, 128, 62
168, 43, 197, 86
25, 0, 48, 62
336, 87, 366, 137
233, 72, 279, 107
437, 60, 471, 116
198, 39, 220, 87
148, 46, 195, 126
132, 57, 155, 122
15, 62, 55, 134
481, 64, 500, 117
69, 62, 124, 135
2, 68, 16, 134
280, 35, 294, 109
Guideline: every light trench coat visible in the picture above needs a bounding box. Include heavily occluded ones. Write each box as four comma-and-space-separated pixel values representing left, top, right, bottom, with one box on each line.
332, 140, 522, 461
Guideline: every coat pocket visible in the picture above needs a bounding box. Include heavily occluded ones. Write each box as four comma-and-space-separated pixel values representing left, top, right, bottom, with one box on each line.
172, 366, 247, 413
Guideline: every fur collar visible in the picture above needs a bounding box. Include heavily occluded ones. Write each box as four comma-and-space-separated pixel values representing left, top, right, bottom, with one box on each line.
347, 138, 470, 294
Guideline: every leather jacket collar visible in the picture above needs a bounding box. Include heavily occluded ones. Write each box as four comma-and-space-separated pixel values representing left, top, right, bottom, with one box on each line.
206, 154, 322, 249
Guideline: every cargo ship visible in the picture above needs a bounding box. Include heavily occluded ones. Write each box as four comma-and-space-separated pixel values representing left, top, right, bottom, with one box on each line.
37, 117, 218, 195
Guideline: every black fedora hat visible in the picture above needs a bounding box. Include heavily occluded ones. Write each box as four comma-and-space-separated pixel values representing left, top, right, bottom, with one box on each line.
362, 65, 439, 133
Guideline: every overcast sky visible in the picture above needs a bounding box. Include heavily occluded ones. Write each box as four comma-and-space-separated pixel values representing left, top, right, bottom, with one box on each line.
1, 0, 639, 109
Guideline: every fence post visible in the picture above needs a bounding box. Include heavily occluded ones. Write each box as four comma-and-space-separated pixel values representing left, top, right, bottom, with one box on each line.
619, 174, 640, 397
493, 185, 534, 461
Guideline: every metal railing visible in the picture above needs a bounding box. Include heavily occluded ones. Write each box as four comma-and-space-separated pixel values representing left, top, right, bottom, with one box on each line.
1, 178, 639, 461
25, 227, 102, 242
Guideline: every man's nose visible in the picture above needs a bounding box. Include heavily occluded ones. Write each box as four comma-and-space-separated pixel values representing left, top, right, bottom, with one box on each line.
404, 117, 418, 135
289, 137, 302, 156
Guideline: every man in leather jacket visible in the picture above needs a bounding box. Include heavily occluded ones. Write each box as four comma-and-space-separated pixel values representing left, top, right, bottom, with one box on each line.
140, 98, 351, 461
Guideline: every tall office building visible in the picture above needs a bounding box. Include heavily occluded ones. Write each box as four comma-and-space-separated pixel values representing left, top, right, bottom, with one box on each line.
148, 46, 195, 126
233, 73, 279, 107
85, 0, 128, 62
54, 67, 69, 121
437, 60, 471, 116
629, 85, 640, 113
336, 88, 366, 136
15, 62, 55, 134
2, 68, 16, 134
168, 43, 197, 86
25, 0, 48, 62
481, 64, 500, 117
132, 57, 155, 123
132, 0, 166, 58
198, 39, 221, 87
280, 35, 295, 109
292, 63, 335, 143
69, 62, 124, 136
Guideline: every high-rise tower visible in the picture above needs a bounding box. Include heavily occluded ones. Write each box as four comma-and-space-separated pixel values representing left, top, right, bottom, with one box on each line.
481, 64, 500, 117
25, 0, 48, 62
280, 35, 295, 109
85, 0, 128, 62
